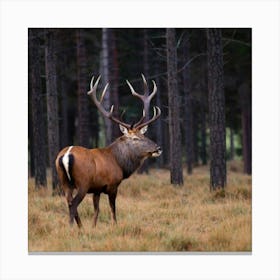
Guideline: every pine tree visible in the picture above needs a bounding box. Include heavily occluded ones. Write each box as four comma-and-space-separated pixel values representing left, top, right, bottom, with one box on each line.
166, 28, 184, 186
45, 28, 60, 193
76, 28, 90, 148
207, 28, 226, 190
29, 28, 47, 189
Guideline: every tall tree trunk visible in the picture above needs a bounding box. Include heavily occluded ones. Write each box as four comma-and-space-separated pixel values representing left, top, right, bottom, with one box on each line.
166, 28, 184, 186
57, 30, 69, 149
207, 28, 226, 190
101, 28, 112, 145
138, 29, 150, 174
239, 82, 252, 174
59, 76, 69, 148
28, 117, 35, 177
45, 29, 60, 194
200, 103, 207, 165
109, 29, 120, 140
29, 28, 47, 189
201, 61, 208, 165
192, 104, 199, 166
230, 127, 235, 160
182, 31, 193, 174
143, 29, 149, 76
76, 29, 90, 148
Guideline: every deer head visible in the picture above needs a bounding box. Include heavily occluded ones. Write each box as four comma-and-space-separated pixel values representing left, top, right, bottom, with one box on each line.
87, 75, 162, 157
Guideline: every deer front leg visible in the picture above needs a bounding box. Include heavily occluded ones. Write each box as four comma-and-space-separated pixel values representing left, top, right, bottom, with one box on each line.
108, 192, 117, 225
93, 193, 100, 227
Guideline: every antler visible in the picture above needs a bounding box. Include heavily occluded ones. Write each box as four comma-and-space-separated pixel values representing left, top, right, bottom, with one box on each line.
126, 74, 161, 129
87, 76, 131, 129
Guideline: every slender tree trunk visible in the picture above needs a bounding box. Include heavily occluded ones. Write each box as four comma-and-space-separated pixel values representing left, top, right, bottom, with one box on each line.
230, 127, 235, 160
101, 28, 112, 145
192, 105, 199, 166
200, 104, 207, 165
109, 29, 120, 141
59, 74, 69, 148
143, 29, 149, 76
207, 28, 226, 190
29, 28, 47, 189
242, 111, 252, 174
163, 120, 170, 167
201, 61, 208, 165
239, 82, 252, 174
28, 117, 35, 177
138, 29, 150, 174
182, 31, 193, 174
45, 29, 60, 193
166, 28, 184, 186
56, 30, 69, 149
76, 29, 90, 148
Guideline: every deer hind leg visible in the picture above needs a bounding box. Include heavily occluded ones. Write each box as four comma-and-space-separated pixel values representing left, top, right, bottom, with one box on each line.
93, 193, 100, 227
64, 188, 75, 225
64, 187, 73, 206
69, 190, 86, 228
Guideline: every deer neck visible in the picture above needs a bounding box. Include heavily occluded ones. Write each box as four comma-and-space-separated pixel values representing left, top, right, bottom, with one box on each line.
109, 140, 143, 179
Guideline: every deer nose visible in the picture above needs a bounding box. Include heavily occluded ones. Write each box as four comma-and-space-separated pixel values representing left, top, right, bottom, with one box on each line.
151, 146, 162, 157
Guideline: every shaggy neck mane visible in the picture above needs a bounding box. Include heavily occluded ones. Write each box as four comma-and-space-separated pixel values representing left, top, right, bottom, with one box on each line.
110, 140, 143, 179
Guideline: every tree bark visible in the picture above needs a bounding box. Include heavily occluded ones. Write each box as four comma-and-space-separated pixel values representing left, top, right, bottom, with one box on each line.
239, 82, 252, 174
56, 30, 70, 149
207, 28, 226, 190
230, 127, 235, 160
182, 31, 193, 174
200, 103, 207, 165
76, 29, 90, 148
45, 29, 60, 193
101, 28, 113, 145
29, 28, 47, 189
166, 28, 184, 186
138, 29, 150, 174
192, 104, 199, 166
109, 29, 120, 140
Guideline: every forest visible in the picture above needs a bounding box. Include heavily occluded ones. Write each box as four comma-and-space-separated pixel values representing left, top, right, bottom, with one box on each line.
29, 28, 251, 190
28, 28, 251, 252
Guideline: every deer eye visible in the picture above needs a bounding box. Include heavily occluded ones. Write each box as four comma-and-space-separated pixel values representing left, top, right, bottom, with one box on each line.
132, 136, 140, 141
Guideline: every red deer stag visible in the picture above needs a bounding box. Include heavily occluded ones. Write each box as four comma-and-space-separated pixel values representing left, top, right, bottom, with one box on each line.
55, 75, 161, 228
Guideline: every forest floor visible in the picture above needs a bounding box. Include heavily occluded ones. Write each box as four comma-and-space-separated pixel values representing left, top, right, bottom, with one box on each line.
28, 161, 251, 253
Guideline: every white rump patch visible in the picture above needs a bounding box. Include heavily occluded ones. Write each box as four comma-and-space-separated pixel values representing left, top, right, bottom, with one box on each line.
62, 146, 73, 181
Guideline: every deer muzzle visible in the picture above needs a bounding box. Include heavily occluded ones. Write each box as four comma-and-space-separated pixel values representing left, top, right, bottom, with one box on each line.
152, 146, 162, 157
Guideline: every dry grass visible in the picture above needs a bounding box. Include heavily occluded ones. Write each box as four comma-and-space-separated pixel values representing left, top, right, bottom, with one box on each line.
28, 161, 251, 252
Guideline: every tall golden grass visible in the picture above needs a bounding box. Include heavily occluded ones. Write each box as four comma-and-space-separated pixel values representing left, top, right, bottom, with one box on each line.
28, 161, 251, 252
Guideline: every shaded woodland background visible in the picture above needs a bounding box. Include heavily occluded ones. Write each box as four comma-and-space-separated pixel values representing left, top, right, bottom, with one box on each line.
28, 28, 251, 193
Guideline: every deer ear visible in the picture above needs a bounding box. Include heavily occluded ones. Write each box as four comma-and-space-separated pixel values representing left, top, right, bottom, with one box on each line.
139, 125, 148, 135
119, 124, 128, 135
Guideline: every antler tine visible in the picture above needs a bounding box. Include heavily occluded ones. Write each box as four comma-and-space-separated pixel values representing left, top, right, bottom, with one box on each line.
136, 106, 161, 129
126, 75, 157, 101
100, 83, 109, 103
90, 75, 95, 90
89, 75, 101, 92
87, 76, 131, 129
149, 80, 157, 101
126, 79, 143, 101
126, 75, 159, 128
132, 109, 146, 128
141, 74, 149, 96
